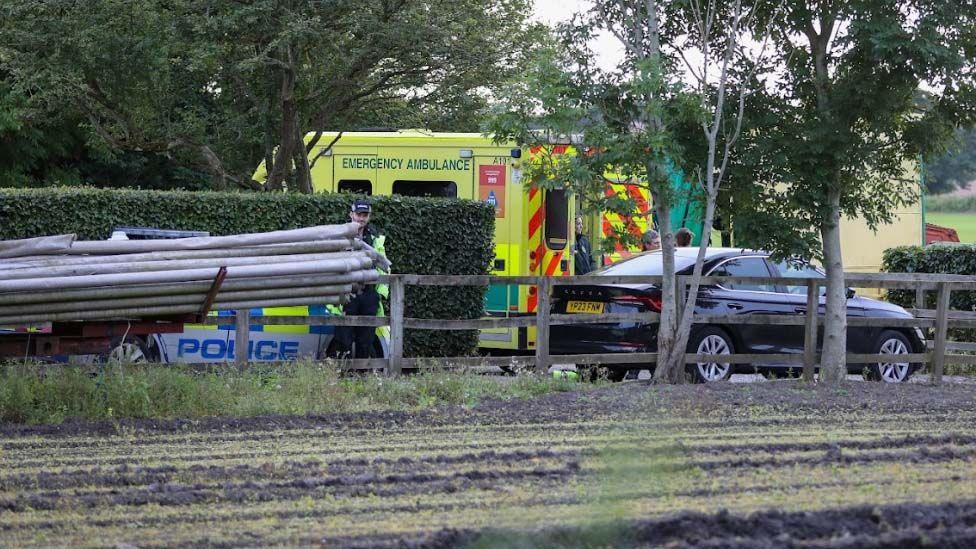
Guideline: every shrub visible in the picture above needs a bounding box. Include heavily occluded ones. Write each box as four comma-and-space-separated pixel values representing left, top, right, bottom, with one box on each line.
882, 243, 976, 343
0, 187, 494, 357
926, 194, 976, 213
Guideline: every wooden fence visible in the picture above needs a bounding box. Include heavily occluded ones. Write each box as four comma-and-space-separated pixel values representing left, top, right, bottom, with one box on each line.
207, 272, 976, 385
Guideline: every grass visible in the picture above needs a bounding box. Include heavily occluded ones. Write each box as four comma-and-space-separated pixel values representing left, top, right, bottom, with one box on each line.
0, 360, 591, 424
927, 212, 976, 243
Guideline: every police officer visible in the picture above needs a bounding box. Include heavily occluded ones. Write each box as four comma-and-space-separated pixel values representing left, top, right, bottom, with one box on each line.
573, 215, 595, 274
336, 198, 388, 359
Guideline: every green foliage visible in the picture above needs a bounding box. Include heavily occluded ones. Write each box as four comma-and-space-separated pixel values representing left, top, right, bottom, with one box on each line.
485, 13, 706, 251
927, 194, 976, 213
0, 0, 540, 190
0, 187, 494, 357
926, 127, 976, 194
0, 76, 208, 190
0, 361, 595, 424
730, 2, 976, 261
883, 244, 976, 342
883, 244, 976, 311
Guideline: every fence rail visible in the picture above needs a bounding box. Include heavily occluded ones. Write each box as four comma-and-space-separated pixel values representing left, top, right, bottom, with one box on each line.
221, 273, 976, 384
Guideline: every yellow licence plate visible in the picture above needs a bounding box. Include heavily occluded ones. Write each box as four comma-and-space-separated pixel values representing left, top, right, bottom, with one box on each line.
567, 301, 605, 314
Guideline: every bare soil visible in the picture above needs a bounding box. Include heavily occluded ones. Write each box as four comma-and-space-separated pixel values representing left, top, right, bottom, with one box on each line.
2, 379, 975, 547
2, 379, 972, 439
403, 499, 976, 549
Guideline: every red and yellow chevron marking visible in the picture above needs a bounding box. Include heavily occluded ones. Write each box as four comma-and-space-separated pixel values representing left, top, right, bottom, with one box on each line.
527, 185, 544, 312
528, 144, 569, 156
601, 182, 651, 265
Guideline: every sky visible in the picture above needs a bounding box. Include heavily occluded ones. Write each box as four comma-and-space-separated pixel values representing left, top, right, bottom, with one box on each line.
531, 0, 624, 72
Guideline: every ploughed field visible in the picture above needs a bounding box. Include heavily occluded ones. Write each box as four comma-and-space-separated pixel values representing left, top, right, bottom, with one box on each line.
2, 381, 976, 547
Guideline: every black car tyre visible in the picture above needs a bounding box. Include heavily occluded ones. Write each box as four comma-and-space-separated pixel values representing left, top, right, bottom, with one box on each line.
864, 330, 914, 383
687, 327, 734, 383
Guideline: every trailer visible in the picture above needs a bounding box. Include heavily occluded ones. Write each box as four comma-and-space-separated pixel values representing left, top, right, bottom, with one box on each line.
0, 319, 187, 363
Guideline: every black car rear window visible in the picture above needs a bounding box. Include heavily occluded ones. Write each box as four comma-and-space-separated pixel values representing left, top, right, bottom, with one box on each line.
592, 252, 698, 276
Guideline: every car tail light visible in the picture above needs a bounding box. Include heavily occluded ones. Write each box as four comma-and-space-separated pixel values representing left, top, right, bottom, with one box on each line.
611, 295, 662, 312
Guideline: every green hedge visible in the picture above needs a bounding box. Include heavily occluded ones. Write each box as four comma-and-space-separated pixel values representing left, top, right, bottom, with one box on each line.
0, 187, 494, 357
882, 244, 976, 344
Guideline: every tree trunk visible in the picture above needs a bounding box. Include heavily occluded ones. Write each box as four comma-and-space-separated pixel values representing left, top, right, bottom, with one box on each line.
664, 187, 719, 377
199, 145, 227, 191
265, 46, 297, 192
292, 124, 313, 194
263, 65, 278, 188
819, 188, 847, 383
653, 193, 683, 383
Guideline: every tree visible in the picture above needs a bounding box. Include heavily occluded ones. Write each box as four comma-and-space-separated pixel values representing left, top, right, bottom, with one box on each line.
0, 0, 539, 191
0, 70, 209, 189
729, 1, 976, 382
489, 0, 776, 382
0, 1, 243, 189
926, 126, 976, 194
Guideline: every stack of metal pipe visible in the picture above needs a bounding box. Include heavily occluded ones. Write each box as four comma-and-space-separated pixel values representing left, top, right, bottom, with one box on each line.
0, 224, 390, 325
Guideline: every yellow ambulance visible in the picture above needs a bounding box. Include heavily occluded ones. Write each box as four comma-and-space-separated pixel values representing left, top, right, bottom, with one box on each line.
254, 130, 577, 352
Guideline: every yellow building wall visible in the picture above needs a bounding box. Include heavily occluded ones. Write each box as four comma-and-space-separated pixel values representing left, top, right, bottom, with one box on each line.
841, 201, 923, 273
842, 160, 924, 273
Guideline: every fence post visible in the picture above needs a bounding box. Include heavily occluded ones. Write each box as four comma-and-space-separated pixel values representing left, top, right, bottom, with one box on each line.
234, 308, 250, 370
915, 287, 925, 310
802, 280, 819, 381
388, 275, 405, 377
931, 282, 951, 385
535, 276, 551, 372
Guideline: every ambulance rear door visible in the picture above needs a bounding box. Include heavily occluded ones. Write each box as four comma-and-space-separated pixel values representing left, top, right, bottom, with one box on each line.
474, 154, 518, 349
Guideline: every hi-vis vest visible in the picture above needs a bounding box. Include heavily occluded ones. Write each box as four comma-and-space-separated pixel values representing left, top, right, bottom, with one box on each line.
327, 231, 388, 315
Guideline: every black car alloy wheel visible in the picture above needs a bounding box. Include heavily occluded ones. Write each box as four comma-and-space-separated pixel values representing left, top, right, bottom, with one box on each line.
865, 330, 914, 383
688, 327, 735, 383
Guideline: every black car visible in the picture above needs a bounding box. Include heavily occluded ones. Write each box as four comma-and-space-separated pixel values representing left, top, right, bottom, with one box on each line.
550, 248, 926, 383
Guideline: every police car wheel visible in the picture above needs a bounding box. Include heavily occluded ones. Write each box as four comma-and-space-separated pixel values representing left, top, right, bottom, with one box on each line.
322, 338, 383, 360
323, 339, 349, 360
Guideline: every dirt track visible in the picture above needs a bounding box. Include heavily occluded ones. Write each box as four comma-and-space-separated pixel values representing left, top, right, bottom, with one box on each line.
1, 380, 975, 547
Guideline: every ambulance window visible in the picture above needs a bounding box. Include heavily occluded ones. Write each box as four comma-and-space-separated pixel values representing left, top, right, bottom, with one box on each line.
545, 189, 569, 251
338, 180, 372, 195
392, 180, 457, 198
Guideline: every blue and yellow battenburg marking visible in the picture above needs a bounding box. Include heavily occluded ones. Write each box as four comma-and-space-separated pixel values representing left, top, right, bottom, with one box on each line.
193, 305, 337, 335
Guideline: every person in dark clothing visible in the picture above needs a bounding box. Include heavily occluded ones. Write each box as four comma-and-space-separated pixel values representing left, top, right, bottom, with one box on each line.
335, 198, 387, 359
573, 215, 595, 274
675, 227, 694, 247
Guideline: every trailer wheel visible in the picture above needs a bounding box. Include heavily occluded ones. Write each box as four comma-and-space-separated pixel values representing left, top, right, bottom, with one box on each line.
107, 336, 155, 365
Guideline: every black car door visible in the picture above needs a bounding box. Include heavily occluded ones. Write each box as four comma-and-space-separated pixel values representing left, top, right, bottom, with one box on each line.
704, 256, 793, 355
767, 259, 825, 354
767, 259, 865, 354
